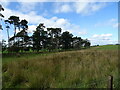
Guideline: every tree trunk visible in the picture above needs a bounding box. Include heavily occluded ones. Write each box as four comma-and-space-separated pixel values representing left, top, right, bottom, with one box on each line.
7, 28, 10, 47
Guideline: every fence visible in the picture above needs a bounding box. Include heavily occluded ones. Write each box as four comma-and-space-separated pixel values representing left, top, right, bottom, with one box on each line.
78, 75, 118, 89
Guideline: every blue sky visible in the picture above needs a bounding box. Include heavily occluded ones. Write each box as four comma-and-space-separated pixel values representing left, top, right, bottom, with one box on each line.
0, 1, 118, 45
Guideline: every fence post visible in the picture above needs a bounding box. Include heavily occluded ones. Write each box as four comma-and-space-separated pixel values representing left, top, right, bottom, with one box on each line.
108, 75, 113, 90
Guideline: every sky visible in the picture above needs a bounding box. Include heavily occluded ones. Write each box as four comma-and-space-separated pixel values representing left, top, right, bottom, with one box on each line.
0, 0, 119, 45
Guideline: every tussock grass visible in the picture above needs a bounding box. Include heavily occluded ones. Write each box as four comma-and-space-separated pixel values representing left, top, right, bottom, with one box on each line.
2, 49, 119, 88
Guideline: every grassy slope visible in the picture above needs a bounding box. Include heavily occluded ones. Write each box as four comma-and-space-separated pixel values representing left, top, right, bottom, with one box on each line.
91, 45, 119, 50
2, 45, 119, 88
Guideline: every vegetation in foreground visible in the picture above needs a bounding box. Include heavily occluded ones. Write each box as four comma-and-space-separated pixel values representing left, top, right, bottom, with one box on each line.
2, 48, 119, 88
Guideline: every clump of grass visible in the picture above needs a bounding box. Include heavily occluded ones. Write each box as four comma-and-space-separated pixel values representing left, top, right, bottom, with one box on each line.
2, 49, 118, 88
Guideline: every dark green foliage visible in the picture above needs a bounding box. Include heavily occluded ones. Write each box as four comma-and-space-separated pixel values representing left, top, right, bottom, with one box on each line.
47, 28, 62, 50
8, 16, 20, 37
61, 31, 73, 49
2, 15, 91, 53
32, 23, 46, 52
72, 36, 83, 49
84, 39, 91, 48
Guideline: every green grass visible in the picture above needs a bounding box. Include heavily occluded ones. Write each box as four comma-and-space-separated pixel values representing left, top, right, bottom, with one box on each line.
2, 52, 54, 63
2, 45, 119, 88
91, 45, 119, 50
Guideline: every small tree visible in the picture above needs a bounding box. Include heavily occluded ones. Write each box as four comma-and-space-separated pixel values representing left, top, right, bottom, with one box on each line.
8, 16, 20, 44
61, 31, 73, 49
32, 23, 45, 52
20, 19, 29, 48
47, 28, 62, 50
72, 36, 82, 49
83, 39, 91, 48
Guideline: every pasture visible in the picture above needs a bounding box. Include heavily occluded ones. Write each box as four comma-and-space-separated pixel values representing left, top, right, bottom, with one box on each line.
91, 45, 119, 50
2, 45, 119, 88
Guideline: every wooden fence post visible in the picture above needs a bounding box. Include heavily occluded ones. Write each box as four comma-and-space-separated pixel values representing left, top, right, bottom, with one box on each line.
108, 75, 113, 90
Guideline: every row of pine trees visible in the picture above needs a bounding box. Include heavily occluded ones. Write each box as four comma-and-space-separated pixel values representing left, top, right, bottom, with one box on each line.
0, 5, 90, 53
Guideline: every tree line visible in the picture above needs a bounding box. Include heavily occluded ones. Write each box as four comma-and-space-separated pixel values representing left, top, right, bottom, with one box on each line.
0, 5, 91, 53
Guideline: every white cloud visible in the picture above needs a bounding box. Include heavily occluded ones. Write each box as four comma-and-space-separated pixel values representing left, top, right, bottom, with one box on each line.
95, 18, 118, 29
112, 23, 120, 28
89, 33, 114, 45
89, 38, 117, 45
73, 2, 88, 14
109, 18, 116, 22
76, 2, 106, 15
2, 8, 46, 25
54, 2, 106, 15
27, 25, 36, 33
61, 4, 71, 12
0, 0, 10, 8
112, 23, 118, 28
78, 31, 87, 35
54, 3, 72, 13
16, 2, 38, 13
2, 7, 86, 35
92, 34, 112, 38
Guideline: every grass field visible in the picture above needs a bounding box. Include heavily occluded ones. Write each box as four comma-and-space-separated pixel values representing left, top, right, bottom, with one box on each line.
2, 45, 119, 88
91, 45, 119, 50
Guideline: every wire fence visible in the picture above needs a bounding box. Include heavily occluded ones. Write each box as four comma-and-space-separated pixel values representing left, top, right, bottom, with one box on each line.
72, 75, 120, 88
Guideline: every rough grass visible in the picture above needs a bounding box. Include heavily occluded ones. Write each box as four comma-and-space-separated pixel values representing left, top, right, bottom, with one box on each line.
2, 49, 119, 88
